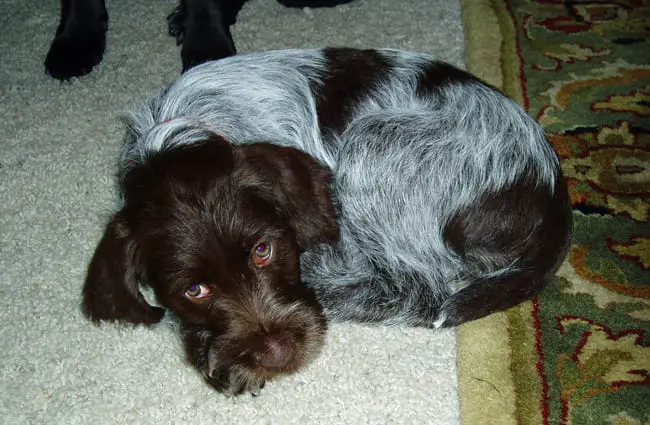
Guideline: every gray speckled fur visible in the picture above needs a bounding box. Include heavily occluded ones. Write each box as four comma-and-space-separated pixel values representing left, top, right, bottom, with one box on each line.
123, 48, 561, 327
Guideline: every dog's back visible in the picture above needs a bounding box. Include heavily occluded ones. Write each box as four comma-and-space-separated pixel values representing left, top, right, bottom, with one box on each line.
123, 48, 571, 328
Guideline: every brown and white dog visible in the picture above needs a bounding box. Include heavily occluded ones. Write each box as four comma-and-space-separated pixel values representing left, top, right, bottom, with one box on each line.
82, 48, 572, 395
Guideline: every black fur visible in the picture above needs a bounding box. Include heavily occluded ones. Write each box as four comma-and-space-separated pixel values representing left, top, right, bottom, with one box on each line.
44, 0, 355, 80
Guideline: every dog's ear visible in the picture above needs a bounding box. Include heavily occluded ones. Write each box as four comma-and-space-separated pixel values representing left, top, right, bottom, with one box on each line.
82, 214, 165, 325
239, 143, 340, 249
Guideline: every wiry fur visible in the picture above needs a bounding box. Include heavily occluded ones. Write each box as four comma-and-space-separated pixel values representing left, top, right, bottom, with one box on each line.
123, 48, 567, 325
83, 48, 572, 395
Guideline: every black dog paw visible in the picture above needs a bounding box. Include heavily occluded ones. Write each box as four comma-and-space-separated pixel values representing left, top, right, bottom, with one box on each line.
167, 4, 237, 72
180, 28, 236, 72
44, 27, 107, 80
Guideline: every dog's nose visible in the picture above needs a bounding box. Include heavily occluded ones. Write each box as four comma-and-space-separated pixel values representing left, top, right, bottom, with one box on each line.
255, 332, 295, 369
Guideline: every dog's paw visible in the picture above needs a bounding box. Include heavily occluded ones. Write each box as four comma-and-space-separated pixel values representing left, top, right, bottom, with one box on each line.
182, 324, 266, 397
202, 366, 266, 397
44, 27, 106, 80
180, 33, 236, 72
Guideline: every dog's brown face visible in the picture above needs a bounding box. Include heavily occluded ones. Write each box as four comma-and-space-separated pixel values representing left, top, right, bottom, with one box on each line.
82, 138, 339, 395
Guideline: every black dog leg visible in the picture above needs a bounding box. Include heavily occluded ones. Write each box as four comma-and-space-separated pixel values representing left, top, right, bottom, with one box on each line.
44, 0, 108, 80
168, 0, 249, 72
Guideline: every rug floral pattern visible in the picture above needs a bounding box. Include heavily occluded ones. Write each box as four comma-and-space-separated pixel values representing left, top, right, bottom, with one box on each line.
501, 0, 650, 423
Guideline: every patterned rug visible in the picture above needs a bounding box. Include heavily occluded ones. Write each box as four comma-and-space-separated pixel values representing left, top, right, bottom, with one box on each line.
458, 1, 650, 424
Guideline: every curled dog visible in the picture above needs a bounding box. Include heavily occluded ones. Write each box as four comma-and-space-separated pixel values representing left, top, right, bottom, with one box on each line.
82, 48, 572, 395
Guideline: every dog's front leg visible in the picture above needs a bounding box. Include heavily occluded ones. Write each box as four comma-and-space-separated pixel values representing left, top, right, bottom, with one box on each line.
45, 0, 108, 80
168, 0, 248, 72
181, 323, 266, 397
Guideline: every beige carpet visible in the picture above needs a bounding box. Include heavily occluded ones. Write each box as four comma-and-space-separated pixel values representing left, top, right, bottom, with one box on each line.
0, 0, 466, 423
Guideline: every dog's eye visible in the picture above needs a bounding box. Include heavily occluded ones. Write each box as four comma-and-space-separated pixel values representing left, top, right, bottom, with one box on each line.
252, 241, 273, 267
184, 283, 211, 300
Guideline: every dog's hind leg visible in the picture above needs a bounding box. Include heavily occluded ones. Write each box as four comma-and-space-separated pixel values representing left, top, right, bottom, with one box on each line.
437, 177, 573, 327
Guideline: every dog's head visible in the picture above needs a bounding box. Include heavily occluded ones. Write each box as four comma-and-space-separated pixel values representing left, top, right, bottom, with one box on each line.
82, 138, 338, 392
